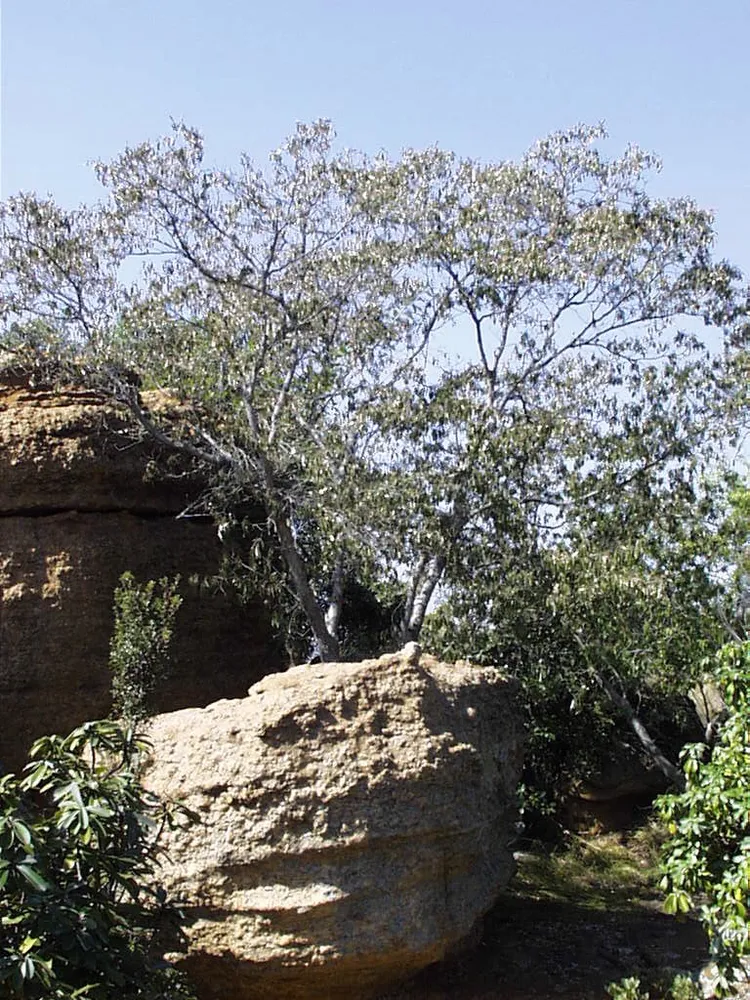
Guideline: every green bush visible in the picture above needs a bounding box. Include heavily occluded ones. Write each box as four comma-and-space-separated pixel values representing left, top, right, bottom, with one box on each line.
110, 573, 183, 724
659, 641, 750, 997
0, 720, 196, 999
606, 973, 701, 1000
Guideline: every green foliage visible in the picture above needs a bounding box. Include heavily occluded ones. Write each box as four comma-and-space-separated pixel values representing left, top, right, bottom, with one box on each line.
658, 641, 750, 997
424, 511, 722, 819
0, 721, 196, 999
0, 121, 743, 665
714, 478, 750, 634
109, 574, 183, 724
607, 976, 649, 1000
606, 974, 702, 1000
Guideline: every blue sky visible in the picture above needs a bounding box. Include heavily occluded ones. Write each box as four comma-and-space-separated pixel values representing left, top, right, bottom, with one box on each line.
2, 0, 750, 274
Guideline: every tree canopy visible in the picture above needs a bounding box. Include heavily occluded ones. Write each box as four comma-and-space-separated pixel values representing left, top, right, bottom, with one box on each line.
1, 121, 746, 794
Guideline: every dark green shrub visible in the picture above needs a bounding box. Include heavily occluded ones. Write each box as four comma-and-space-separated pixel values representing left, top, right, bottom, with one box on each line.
109, 573, 183, 724
606, 973, 702, 999
658, 641, 750, 997
0, 720, 196, 998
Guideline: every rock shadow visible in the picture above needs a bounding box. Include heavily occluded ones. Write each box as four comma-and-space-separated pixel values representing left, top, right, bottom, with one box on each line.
378, 893, 709, 1000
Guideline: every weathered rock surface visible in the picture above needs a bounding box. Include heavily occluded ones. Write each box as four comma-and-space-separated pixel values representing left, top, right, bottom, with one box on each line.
0, 377, 201, 514
143, 649, 523, 1000
0, 375, 279, 771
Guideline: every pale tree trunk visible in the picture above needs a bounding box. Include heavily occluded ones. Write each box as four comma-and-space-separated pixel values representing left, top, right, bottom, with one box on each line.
399, 499, 469, 644
401, 553, 427, 642
242, 393, 341, 662
274, 513, 340, 662
324, 553, 346, 640
400, 553, 446, 644
594, 671, 686, 791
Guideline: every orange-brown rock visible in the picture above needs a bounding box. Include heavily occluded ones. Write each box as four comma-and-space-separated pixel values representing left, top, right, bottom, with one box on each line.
0, 375, 279, 772
0, 377, 201, 514
142, 649, 523, 1000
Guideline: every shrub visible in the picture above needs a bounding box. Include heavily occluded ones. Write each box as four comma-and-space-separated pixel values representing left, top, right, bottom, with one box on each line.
109, 573, 183, 725
658, 641, 750, 997
0, 720, 196, 999
606, 973, 701, 1000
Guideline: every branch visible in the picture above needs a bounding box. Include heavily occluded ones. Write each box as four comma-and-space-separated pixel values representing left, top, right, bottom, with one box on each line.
117, 385, 229, 468
593, 669, 685, 790
268, 348, 302, 447
572, 633, 685, 790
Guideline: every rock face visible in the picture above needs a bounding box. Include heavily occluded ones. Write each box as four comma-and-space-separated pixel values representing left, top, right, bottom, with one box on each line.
0, 374, 279, 771
143, 649, 523, 1000
565, 760, 669, 831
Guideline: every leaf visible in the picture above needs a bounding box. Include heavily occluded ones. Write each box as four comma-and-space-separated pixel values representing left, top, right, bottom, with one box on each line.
10, 818, 33, 849
19, 935, 40, 954
16, 863, 50, 892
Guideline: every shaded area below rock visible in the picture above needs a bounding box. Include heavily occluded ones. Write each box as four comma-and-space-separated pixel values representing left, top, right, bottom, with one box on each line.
377, 894, 709, 1000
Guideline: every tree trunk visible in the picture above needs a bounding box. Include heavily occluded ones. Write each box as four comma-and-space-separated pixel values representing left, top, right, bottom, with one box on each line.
118, 385, 340, 662
274, 513, 340, 662
241, 395, 340, 662
400, 553, 446, 644
324, 553, 346, 639
594, 671, 686, 791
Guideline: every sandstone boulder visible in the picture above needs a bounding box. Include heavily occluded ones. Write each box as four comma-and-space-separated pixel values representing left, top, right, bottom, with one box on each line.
0, 375, 279, 771
143, 648, 523, 1000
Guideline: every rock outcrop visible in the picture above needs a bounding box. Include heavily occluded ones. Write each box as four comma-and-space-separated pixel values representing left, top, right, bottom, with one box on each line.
0, 374, 279, 771
143, 648, 523, 1000
563, 750, 670, 831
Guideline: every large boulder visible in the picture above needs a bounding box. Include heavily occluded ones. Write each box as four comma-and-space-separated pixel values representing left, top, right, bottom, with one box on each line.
143, 647, 523, 1000
0, 374, 280, 772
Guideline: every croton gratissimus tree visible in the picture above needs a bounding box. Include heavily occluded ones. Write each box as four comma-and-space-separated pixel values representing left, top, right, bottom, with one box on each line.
0, 121, 744, 677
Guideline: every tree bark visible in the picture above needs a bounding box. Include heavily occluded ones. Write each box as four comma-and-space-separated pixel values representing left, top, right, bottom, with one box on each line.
594, 671, 686, 791
400, 553, 446, 644
240, 392, 341, 662
324, 552, 346, 640
274, 512, 340, 661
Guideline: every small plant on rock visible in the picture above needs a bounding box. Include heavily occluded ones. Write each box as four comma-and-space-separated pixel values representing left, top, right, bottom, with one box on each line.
109, 573, 183, 725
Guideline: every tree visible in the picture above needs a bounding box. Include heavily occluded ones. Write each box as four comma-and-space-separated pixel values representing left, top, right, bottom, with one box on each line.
423, 481, 728, 810
0, 121, 744, 663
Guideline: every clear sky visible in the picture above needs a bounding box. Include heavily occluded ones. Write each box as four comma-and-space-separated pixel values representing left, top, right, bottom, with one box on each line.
2, 0, 749, 275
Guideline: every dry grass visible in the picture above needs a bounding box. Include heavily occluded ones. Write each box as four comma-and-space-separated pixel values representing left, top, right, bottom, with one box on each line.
511, 824, 668, 911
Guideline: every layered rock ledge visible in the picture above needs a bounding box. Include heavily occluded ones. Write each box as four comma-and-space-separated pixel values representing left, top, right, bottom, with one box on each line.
0, 374, 278, 771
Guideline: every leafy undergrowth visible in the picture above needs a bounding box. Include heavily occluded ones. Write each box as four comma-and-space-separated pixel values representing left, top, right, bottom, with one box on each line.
380, 825, 712, 1000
